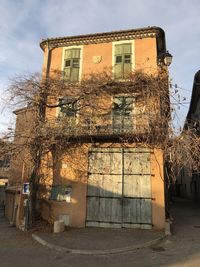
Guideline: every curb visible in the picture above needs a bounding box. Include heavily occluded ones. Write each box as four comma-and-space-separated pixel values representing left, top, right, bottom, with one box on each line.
32, 233, 164, 255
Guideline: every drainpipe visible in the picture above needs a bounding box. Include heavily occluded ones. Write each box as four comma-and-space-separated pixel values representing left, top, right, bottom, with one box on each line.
45, 40, 52, 81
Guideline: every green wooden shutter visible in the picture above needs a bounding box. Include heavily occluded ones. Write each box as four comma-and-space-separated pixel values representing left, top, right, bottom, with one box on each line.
124, 62, 132, 78
123, 44, 132, 78
64, 67, 71, 80
114, 44, 132, 79
65, 50, 72, 59
114, 45, 123, 79
114, 64, 123, 79
64, 50, 71, 80
122, 44, 131, 54
71, 49, 80, 58
71, 67, 79, 82
64, 48, 80, 82
71, 49, 80, 82
115, 45, 123, 55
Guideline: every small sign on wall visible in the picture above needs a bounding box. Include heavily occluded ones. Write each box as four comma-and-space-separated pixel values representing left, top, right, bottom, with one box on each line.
23, 183, 30, 194
93, 56, 102, 64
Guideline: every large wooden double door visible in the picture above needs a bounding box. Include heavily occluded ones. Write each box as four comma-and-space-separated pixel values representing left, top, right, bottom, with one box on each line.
86, 148, 152, 229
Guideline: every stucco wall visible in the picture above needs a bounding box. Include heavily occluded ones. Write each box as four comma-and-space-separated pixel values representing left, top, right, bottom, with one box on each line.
151, 148, 165, 229
39, 144, 165, 229
43, 36, 158, 78
9, 108, 35, 186
40, 35, 165, 229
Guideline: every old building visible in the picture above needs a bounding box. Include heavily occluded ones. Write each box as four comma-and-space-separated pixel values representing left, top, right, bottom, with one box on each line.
176, 70, 200, 200
0, 140, 10, 213
5, 108, 35, 226
7, 26, 172, 230
37, 26, 172, 230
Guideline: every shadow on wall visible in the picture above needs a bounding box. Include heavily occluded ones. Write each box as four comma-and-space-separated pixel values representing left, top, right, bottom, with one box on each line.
37, 146, 166, 229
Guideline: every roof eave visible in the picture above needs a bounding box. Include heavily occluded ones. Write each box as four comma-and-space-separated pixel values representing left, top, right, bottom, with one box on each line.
39, 26, 166, 55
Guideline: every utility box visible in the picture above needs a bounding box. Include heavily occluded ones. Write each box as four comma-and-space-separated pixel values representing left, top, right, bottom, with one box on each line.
54, 220, 65, 233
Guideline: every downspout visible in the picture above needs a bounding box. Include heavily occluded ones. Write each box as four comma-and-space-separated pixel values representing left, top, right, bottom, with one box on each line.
45, 40, 51, 81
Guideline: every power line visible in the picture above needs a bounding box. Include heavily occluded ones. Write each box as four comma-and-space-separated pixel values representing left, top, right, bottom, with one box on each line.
170, 83, 192, 93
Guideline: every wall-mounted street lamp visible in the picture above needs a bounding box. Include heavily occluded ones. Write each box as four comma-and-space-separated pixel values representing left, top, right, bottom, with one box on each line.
159, 51, 173, 66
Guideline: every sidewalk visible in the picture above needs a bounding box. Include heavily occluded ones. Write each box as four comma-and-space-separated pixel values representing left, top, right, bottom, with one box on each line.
32, 227, 164, 255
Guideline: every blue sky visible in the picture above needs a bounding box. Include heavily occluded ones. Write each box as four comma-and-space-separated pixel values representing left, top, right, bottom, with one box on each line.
0, 0, 200, 134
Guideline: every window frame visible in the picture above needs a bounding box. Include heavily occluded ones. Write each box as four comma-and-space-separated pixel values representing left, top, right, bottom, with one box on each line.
111, 94, 136, 132
62, 46, 83, 82
57, 96, 79, 126
112, 40, 135, 80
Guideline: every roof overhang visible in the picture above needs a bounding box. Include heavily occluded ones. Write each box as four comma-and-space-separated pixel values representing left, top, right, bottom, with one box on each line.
40, 26, 166, 57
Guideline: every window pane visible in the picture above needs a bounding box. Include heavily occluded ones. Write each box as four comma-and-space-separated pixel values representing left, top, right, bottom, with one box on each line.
72, 59, 80, 67
112, 96, 134, 132
112, 96, 134, 115
124, 55, 131, 63
59, 97, 77, 117
50, 186, 67, 201
65, 60, 71, 67
115, 55, 122, 64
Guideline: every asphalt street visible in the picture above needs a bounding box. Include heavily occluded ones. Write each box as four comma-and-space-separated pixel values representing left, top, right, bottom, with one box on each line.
1, 198, 200, 267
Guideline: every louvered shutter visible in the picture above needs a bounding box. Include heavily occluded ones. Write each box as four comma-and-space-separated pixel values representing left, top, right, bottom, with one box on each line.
123, 44, 132, 78
114, 44, 132, 79
71, 49, 80, 59
114, 45, 123, 79
64, 48, 80, 82
122, 44, 131, 54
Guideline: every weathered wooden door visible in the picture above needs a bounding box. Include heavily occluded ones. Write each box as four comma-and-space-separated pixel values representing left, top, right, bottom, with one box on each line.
122, 148, 152, 229
86, 148, 122, 228
86, 148, 152, 229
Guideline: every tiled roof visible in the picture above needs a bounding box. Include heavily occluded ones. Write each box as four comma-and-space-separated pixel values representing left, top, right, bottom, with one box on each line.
40, 26, 166, 55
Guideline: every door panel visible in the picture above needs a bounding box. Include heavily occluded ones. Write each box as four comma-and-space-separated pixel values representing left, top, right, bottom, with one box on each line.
89, 151, 122, 174
86, 148, 152, 228
124, 151, 151, 174
86, 197, 100, 221
99, 198, 122, 223
87, 149, 123, 227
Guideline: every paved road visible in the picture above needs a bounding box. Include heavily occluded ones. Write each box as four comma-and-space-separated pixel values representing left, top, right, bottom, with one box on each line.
1, 198, 200, 267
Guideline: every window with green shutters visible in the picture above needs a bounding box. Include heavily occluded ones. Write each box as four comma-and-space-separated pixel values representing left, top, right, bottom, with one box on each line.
58, 97, 78, 127
63, 48, 81, 82
58, 97, 78, 117
114, 43, 132, 79
112, 96, 135, 132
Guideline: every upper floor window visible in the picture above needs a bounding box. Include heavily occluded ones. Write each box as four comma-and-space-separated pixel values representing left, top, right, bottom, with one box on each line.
58, 97, 78, 118
63, 48, 81, 82
112, 96, 135, 132
114, 43, 132, 79
112, 96, 134, 116
0, 155, 10, 168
